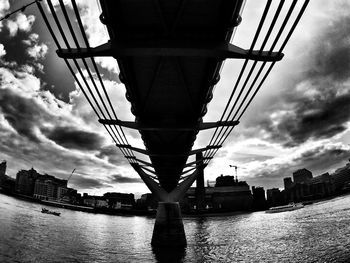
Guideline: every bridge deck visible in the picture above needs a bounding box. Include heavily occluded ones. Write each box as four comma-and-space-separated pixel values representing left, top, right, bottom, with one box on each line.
100, 0, 243, 191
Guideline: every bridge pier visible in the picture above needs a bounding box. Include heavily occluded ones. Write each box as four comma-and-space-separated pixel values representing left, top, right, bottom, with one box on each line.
132, 163, 204, 247
151, 202, 186, 247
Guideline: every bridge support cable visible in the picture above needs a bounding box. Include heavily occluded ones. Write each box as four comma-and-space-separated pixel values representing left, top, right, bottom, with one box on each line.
211, 0, 303, 156
237, 0, 310, 121
37, 0, 136, 162
71, 0, 133, 159
61, 0, 135, 161
56, 0, 135, 159
50, 1, 289, 169
205, 0, 285, 161
204, 0, 310, 164
33, 0, 312, 248
207, 0, 309, 162
205, 0, 273, 160
36, 1, 120, 156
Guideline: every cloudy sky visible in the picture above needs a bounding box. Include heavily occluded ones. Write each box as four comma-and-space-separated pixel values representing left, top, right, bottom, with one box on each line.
0, 0, 349, 196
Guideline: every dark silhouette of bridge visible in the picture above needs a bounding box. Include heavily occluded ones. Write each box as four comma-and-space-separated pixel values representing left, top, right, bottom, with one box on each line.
35, 0, 309, 247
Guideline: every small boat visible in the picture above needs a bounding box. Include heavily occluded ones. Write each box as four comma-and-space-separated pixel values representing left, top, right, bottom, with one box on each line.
265, 203, 304, 213
41, 208, 61, 216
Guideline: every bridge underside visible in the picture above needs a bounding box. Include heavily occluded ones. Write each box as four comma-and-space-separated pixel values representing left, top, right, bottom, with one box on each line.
99, 0, 243, 192
38, 0, 309, 248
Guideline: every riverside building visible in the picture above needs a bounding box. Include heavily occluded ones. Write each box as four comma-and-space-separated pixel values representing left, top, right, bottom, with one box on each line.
181, 174, 253, 212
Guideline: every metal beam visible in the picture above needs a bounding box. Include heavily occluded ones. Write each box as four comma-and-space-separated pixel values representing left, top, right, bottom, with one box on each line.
180, 166, 196, 176
100, 119, 239, 131
131, 164, 168, 201
140, 166, 158, 178
116, 144, 148, 155
57, 41, 283, 62
132, 163, 204, 202
136, 158, 153, 167
132, 157, 211, 169
189, 145, 221, 156
116, 144, 220, 157
184, 157, 212, 168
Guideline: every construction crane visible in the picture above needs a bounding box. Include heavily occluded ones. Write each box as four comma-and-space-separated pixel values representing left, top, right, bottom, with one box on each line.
229, 165, 238, 181
59, 169, 76, 202
67, 168, 76, 182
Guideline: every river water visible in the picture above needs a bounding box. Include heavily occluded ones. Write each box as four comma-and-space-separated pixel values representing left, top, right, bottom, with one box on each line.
1, 193, 350, 263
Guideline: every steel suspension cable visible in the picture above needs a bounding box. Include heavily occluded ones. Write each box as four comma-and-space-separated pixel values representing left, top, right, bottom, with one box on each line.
205, 0, 310, 164
205, 0, 272, 159
39, 0, 133, 160
205, 0, 301, 163
36, 1, 119, 149
70, 0, 136, 161
210, 0, 286, 149
237, 0, 310, 121
56, 1, 134, 160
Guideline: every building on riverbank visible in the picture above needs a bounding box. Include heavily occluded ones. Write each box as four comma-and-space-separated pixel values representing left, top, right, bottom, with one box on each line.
104, 192, 135, 210
33, 174, 67, 201
332, 161, 350, 192
15, 168, 40, 196
269, 160, 350, 207
252, 186, 267, 211
0, 161, 15, 194
181, 175, 253, 212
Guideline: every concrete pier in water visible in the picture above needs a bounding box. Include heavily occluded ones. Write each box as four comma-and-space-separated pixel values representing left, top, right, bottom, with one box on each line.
151, 202, 186, 247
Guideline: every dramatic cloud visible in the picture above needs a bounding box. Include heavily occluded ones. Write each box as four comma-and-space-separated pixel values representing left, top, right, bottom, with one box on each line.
1, 0, 349, 196
0, 53, 142, 194
241, 142, 350, 189
247, 11, 350, 148
23, 33, 48, 60
109, 173, 142, 184
69, 175, 112, 190
0, 0, 10, 32
0, 80, 43, 142
96, 144, 128, 165
5, 13, 35, 37
44, 126, 105, 151
0, 43, 6, 57
204, 1, 350, 190
47, 0, 120, 77
0, 0, 10, 15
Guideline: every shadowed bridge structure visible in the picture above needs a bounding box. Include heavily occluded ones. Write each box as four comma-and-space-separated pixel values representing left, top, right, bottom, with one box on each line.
27, 0, 309, 247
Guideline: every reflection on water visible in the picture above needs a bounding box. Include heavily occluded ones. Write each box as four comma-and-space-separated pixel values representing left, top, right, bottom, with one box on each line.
153, 247, 186, 263
1, 193, 350, 262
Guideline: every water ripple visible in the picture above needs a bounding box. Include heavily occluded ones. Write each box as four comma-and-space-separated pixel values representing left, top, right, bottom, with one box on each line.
1, 194, 350, 262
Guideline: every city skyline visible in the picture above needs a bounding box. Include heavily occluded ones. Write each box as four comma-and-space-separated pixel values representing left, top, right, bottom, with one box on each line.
0, 0, 350, 195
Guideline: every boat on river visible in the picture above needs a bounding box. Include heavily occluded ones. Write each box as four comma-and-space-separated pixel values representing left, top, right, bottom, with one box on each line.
266, 203, 304, 213
41, 208, 60, 216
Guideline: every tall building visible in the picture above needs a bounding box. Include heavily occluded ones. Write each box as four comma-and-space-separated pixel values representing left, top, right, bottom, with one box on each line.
182, 175, 253, 211
136, 193, 158, 210
293, 168, 312, 183
0, 161, 6, 186
16, 168, 67, 199
266, 188, 284, 207
104, 192, 135, 209
33, 174, 67, 200
283, 177, 293, 190
0, 161, 15, 193
16, 168, 40, 196
332, 161, 350, 191
252, 186, 267, 211
0, 160, 6, 175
